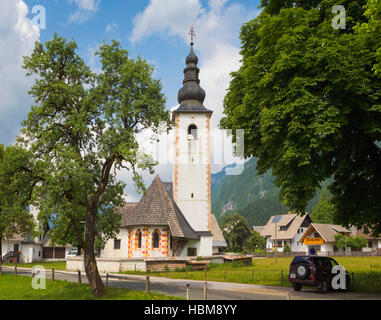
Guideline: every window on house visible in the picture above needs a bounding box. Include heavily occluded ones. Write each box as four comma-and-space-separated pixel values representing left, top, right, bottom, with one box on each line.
170, 235, 173, 250
280, 226, 287, 231
135, 231, 142, 249
188, 124, 197, 140
114, 239, 121, 249
187, 247, 197, 256
153, 231, 160, 248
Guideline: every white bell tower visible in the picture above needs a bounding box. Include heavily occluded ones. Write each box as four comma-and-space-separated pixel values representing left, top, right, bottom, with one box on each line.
172, 30, 213, 255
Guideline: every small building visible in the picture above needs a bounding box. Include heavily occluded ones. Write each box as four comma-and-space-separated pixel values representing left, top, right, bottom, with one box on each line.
354, 227, 381, 253
299, 223, 351, 254
260, 213, 312, 253
1, 233, 43, 264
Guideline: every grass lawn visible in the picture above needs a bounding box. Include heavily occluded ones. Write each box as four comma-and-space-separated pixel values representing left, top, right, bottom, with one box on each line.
120, 256, 381, 293
0, 274, 181, 300
3, 261, 67, 271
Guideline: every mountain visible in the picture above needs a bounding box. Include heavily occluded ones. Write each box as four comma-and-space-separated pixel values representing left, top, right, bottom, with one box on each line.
211, 158, 328, 226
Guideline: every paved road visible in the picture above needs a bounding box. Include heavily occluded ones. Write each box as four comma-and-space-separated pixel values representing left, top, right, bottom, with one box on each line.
2, 267, 380, 300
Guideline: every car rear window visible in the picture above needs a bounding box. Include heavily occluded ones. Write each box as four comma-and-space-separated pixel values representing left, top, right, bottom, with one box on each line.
291, 257, 312, 265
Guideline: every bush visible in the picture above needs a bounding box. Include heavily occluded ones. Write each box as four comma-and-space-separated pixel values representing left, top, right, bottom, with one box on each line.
283, 243, 291, 253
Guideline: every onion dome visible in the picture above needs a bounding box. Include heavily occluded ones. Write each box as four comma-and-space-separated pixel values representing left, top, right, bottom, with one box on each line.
174, 43, 212, 115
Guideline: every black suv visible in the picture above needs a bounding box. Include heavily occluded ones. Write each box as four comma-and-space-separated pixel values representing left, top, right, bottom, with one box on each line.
288, 256, 350, 293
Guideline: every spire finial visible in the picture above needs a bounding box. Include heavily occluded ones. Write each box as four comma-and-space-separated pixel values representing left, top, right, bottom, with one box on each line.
189, 24, 196, 46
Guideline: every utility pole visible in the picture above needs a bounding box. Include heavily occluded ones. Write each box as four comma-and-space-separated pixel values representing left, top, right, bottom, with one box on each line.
274, 217, 278, 264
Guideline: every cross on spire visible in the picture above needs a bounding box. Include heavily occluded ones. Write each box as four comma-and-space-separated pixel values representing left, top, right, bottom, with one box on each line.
189, 25, 196, 45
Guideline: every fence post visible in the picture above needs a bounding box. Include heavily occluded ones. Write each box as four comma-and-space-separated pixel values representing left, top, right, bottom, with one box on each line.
204, 281, 207, 300
204, 265, 207, 281
106, 273, 109, 288
146, 276, 150, 295
14, 265, 17, 277
52, 268, 55, 281
78, 270, 81, 284
352, 272, 355, 288
186, 284, 190, 300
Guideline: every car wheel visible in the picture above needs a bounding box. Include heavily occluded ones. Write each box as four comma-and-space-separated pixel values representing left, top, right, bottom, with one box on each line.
293, 284, 302, 292
318, 280, 328, 294
296, 264, 310, 280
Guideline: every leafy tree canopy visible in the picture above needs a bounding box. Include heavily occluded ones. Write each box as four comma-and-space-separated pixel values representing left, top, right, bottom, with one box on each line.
246, 230, 266, 251
221, 0, 381, 235
221, 212, 251, 250
334, 233, 368, 249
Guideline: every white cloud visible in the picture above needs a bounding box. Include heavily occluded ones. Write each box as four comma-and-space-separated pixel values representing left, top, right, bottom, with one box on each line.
105, 22, 118, 34
0, 0, 40, 144
67, 0, 100, 24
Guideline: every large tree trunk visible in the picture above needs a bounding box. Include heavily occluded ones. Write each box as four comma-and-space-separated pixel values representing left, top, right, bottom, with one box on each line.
83, 207, 105, 297
84, 248, 104, 296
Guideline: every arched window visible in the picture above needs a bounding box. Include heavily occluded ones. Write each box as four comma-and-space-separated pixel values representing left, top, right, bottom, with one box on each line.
153, 231, 160, 248
135, 230, 142, 249
188, 124, 197, 140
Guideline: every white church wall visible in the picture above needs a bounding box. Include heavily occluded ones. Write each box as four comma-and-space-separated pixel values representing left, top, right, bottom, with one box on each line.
179, 236, 213, 257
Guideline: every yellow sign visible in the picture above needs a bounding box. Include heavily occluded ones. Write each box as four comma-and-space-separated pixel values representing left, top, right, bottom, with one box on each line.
304, 237, 324, 245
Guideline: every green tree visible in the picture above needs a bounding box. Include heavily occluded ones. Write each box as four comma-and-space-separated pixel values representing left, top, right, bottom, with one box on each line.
283, 242, 291, 253
355, 0, 381, 75
334, 233, 349, 249
221, 212, 251, 251
19, 35, 170, 296
246, 230, 266, 251
0, 145, 36, 274
311, 189, 335, 224
334, 233, 367, 250
348, 236, 368, 249
221, 0, 381, 235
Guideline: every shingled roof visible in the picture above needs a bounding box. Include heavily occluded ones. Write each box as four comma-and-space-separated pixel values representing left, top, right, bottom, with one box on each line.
119, 176, 199, 240
211, 214, 227, 247
300, 223, 351, 243
261, 213, 311, 240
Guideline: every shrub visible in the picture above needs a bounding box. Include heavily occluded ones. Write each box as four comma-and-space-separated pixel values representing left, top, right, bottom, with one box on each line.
283, 243, 291, 253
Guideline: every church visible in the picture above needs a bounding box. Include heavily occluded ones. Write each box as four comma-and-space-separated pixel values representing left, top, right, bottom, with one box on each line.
98, 36, 227, 262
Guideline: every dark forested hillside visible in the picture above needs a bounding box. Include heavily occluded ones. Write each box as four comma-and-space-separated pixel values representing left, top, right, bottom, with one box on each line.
211, 158, 329, 226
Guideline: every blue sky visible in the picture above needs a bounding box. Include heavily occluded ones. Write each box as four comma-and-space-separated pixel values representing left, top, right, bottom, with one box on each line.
1, 0, 261, 200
